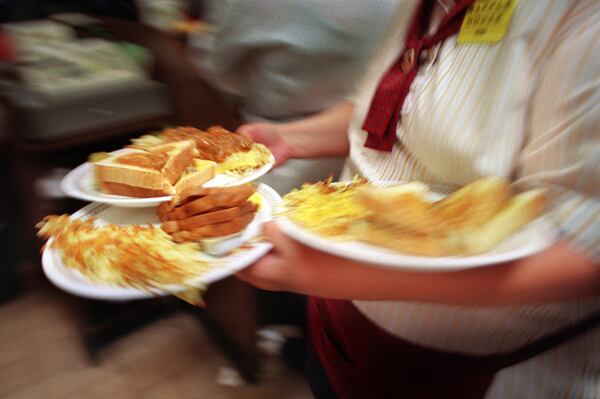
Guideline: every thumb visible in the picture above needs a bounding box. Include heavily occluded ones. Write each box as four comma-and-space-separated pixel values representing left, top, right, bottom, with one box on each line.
261, 221, 293, 251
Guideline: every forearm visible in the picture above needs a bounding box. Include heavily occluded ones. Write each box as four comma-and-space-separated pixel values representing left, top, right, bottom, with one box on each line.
281, 102, 353, 159
309, 243, 600, 305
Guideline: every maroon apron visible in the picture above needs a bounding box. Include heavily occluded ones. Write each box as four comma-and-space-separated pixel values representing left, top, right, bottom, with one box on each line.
308, 298, 498, 399
308, 298, 600, 399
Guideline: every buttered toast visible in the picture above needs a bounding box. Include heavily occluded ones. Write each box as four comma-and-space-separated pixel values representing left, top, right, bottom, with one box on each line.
94, 140, 215, 197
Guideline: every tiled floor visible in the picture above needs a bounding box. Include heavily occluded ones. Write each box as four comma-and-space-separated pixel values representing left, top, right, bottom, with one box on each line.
0, 281, 311, 399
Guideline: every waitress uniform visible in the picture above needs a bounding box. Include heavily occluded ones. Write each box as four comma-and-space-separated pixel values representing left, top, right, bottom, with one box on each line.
309, 0, 600, 398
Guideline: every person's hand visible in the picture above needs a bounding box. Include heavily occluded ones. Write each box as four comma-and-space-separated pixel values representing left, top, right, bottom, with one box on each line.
236, 221, 337, 294
237, 122, 293, 166
236, 222, 377, 298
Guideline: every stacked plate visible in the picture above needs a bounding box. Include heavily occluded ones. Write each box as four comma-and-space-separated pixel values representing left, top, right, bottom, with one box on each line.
44, 151, 278, 300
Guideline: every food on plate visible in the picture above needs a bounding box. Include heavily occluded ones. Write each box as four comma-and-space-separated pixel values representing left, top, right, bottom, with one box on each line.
157, 184, 260, 242
36, 215, 210, 305
280, 178, 369, 237
129, 125, 272, 175
282, 177, 548, 256
460, 189, 548, 254
94, 140, 216, 198
358, 177, 511, 237
174, 159, 217, 193
85, 125, 273, 200
88, 152, 110, 163
357, 182, 435, 235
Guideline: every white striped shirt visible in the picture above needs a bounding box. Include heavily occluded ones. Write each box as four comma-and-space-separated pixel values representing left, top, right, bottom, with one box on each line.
343, 0, 600, 397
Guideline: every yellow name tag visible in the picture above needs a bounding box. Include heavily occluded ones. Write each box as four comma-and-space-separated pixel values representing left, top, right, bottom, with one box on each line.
457, 0, 517, 44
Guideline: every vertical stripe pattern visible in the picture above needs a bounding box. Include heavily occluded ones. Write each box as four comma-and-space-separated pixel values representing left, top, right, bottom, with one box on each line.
345, 0, 600, 397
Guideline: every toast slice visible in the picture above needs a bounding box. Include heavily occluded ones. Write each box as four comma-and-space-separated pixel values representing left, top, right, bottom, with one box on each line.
161, 202, 258, 233
460, 189, 547, 254
170, 213, 257, 242
353, 184, 547, 257
357, 182, 436, 234
173, 159, 216, 195
350, 221, 463, 257
157, 184, 258, 243
431, 177, 511, 234
95, 140, 196, 197
149, 140, 198, 185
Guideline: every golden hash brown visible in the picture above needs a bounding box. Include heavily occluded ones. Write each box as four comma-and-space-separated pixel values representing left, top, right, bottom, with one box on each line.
36, 215, 210, 304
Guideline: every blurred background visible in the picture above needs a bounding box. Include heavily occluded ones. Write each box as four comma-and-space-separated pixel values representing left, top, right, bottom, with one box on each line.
0, 0, 397, 397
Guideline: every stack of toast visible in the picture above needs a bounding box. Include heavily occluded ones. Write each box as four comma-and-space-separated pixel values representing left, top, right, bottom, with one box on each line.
157, 184, 258, 242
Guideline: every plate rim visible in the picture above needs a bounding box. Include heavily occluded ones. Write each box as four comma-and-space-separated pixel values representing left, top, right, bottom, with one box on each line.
276, 217, 558, 271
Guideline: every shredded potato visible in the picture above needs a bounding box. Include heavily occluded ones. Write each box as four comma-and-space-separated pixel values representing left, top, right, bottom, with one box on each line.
37, 215, 211, 305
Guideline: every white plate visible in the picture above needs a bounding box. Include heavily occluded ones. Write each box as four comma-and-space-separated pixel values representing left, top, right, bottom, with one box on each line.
276, 185, 558, 271
42, 184, 282, 300
61, 150, 275, 208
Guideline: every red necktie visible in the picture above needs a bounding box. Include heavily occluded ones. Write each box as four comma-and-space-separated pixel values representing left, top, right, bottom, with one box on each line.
0, 32, 16, 62
362, 0, 476, 151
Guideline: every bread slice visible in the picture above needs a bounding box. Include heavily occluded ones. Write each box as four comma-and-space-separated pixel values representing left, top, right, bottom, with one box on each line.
170, 213, 256, 242
432, 177, 511, 234
161, 202, 258, 233
350, 221, 463, 257
461, 189, 547, 254
173, 159, 216, 194
357, 182, 438, 235
98, 181, 171, 198
95, 148, 172, 194
149, 140, 197, 185
164, 185, 257, 221
94, 140, 196, 197
353, 187, 547, 257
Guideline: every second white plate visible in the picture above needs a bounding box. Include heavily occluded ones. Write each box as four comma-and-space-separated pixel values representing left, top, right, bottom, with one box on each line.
42, 183, 282, 300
